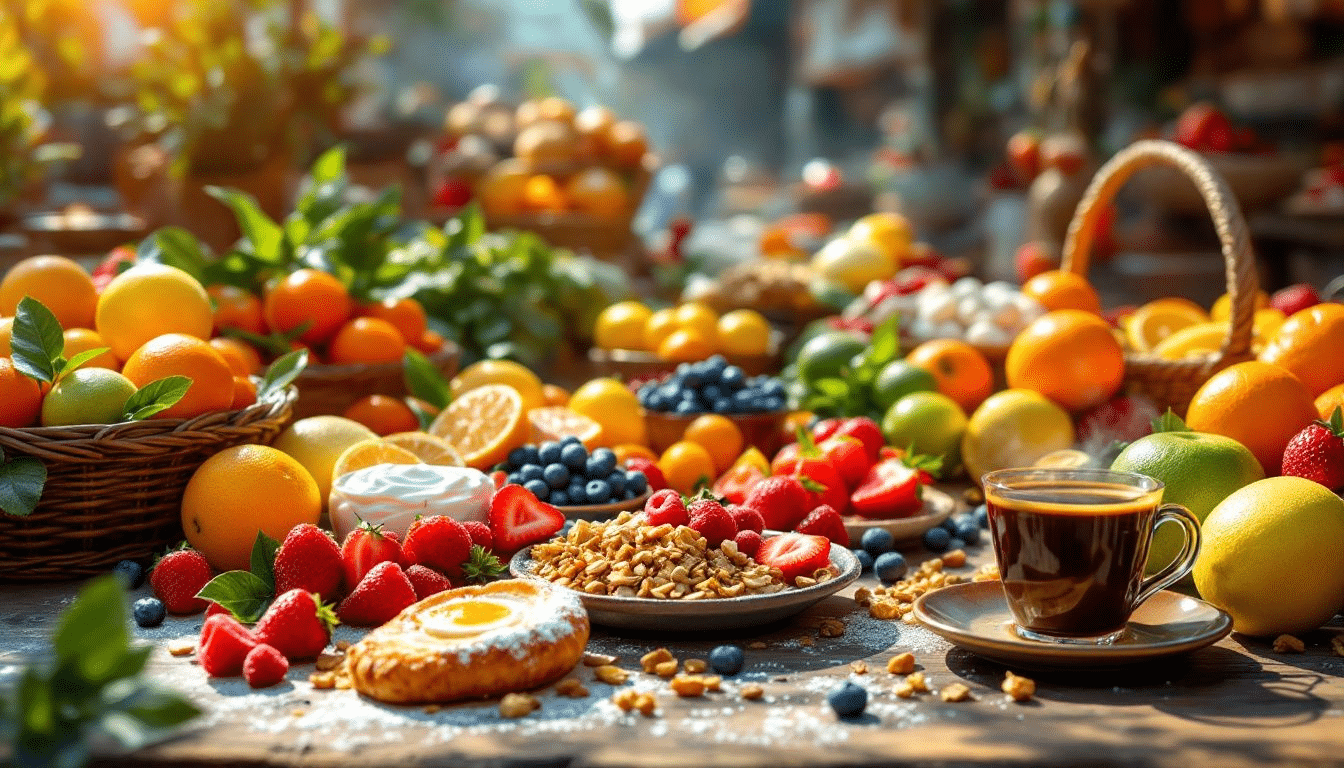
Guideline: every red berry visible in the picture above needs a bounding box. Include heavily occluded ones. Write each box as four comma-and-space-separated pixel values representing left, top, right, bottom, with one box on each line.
337, 561, 419, 627
405, 564, 454, 599
1281, 414, 1344, 492
487, 485, 566, 553
755, 533, 832, 584
819, 435, 871, 488
275, 523, 345, 601
243, 643, 289, 689
340, 520, 403, 589
728, 505, 764, 534
811, 418, 843, 443
253, 589, 336, 661
744, 475, 811, 531
645, 488, 688, 527
834, 418, 884, 463
198, 614, 258, 677
205, 601, 230, 619
626, 457, 668, 492
1271, 284, 1321, 317
733, 529, 763, 557
149, 548, 214, 615
403, 515, 472, 573
687, 498, 735, 547
794, 504, 850, 548
461, 520, 494, 550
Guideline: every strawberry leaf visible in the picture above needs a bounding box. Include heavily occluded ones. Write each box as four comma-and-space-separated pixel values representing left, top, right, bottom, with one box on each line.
403, 348, 451, 409
10, 296, 65, 384
195, 571, 272, 623
799, 475, 828, 494
900, 447, 944, 479
795, 426, 822, 459
1151, 409, 1188, 434
256, 348, 308, 403
460, 545, 506, 583
0, 447, 46, 518
249, 530, 281, 592
865, 316, 900, 369
1322, 406, 1344, 437
123, 376, 193, 421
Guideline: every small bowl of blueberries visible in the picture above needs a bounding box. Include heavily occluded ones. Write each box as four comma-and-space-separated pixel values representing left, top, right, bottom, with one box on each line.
636, 355, 790, 454
497, 437, 652, 521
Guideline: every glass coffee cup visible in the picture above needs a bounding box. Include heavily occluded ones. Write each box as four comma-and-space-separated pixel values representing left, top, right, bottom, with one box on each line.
982, 467, 1201, 645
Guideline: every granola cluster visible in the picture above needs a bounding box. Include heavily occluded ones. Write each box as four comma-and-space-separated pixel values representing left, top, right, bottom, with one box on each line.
855, 556, 999, 622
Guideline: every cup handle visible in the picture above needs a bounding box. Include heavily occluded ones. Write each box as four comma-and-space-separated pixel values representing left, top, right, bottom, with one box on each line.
1131, 503, 1202, 610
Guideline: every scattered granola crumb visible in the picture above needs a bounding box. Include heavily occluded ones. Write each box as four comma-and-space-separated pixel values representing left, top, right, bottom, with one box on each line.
1002, 672, 1035, 702
334, 640, 352, 652
654, 660, 679, 678
641, 648, 676, 673
1331, 635, 1344, 658
703, 675, 722, 692
747, 641, 768, 650
634, 692, 657, 716
893, 683, 915, 699
594, 665, 629, 685
939, 683, 974, 702
555, 677, 589, 698
800, 637, 815, 647
315, 649, 345, 672
683, 658, 708, 674
499, 693, 540, 718
818, 617, 846, 638
850, 660, 868, 675
612, 689, 638, 712
963, 486, 984, 505
166, 638, 196, 657
1273, 635, 1306, 654
886, 653, 915, 675
854, 587, 872, 607
423, 705, 441, 715
309, 671, 336, 689
741, 683, 765, 700
583, 652, 619, 667
906, 672, 930, 693
292, 709, 305, 717
671, 675, 707, 698
941, 549, 967, 568
868, 600, 899, 620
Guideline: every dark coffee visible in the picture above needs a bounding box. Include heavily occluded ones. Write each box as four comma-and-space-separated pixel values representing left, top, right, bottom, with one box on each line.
987, 480, 1157, 638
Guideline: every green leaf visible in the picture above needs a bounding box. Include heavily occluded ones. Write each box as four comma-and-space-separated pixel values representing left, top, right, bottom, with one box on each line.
205, 187, 285, 264
195, 570, 273, 623
140, 227, 210, 281
123, 376, 193, 421
1151, 409, 1188, 434
795, 426, 822, 459
309, 145, 346, 185
402, 349, 450, 409
811, 377, 851, 400
865, 316, 900, 368
0, 455, 45, 517
256, 349, 308, 402
1323, 406, 1344, 437
407, 397, 437, 431
58, 347, 112, 377
799, 475, 828, 494
116, 684, 201, 732
54, 577, 128, 671
10, 296, 65, 384
249, 530, 281, 591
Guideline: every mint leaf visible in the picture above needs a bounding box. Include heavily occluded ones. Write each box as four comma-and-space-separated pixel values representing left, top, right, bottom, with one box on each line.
866, 316, 900, 368
249, 530, 281, 592
195, 571, 273, 623
1151, 409, 1188, 434
811, 377, 851, 400
114, 684, 202, 733
59, 347, 112, 377
123, 376, 192, 421
0, 449, 46, 517
403, 348, 450, 409
55, 576, 129, 681
256, 348, 308, 402
11, 296, 65, 384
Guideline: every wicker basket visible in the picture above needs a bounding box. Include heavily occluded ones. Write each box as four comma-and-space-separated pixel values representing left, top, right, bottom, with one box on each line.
0, 387, 297, 582
1062, 140, 1260, 415
292, 341, 461, 420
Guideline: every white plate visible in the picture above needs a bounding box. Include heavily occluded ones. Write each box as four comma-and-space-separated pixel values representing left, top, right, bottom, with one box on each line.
842, 486, 957, 545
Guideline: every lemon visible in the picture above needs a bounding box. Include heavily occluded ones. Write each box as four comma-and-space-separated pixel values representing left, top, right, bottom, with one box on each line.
568, 377, 646, 447
594, 301, 653, 351
961, 389, 1075, 482
40, 368, 137, 426
449, 359, 544, 412
1194, 477, 1344, 636
717, 309, 772, 356
848, 212, 913, 266
1210, 290, 1269, 322
271, 415, 377, 505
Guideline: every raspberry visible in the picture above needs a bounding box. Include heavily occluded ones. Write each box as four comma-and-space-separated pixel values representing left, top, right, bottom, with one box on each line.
243, 643, 289, 688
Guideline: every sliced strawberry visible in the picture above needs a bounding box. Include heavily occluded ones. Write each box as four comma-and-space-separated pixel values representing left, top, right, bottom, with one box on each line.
794, 504, 850, 548
341, 520, 404, 588
488, 484, 565, 553
850, 459, 922, 520
242, 643, 289, 689
490, 470, 508, 490
755, 533, 832, 584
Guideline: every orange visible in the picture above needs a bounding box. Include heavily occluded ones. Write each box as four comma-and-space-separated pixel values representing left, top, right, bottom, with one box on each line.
574, 106, 617, 151
657, 328, 715, 363
906, 339, 995, 413
209, 337, 263, 376
414, 328, 446, 354
1186, 361, 1318, 476
343, 394, 419, 436
207, 284, 266, 335
1257, 303, 1344, 397
332, 439, 421, 480
643, 308, 681, 351
359, 298, 428, 344
1005, 309, 1124, 412
181, 444, 322, 572
230, 375, 257, 410
1316, 383, 1344, 421
263, 269, 352, 346
659, 441, 717, 494
382, 432, 464, 466
0, 316, 11, 356
717, 309, 772, 356
673, 302, 720, 345
848, 212, 913, 266
594, 301, 653, 351
121, 333, 236, 419
543, 383, 570, 406
536, 96, 576, 125
568, 377, 646, 446
1210, 290, 1270, 322
613, 443, 657, 465
477, 159, 532, 217
327, 317, 407, 365
606, 120, 648, 168
527, 406, 604, 448
429, 384, 527, 470
565, 167, 629, 219
522, 174, 568, 213
682, 414, 744, 475
450, 359, 545, 413
0, 255, 97, 331
62, 328, 119, 370
95, 263, 214, 361
0, 357, 42, 427
1124, 300, 1208, 352
1021, 270, 1102, 314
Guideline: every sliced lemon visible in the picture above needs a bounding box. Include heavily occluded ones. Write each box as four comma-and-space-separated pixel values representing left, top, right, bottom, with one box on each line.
1125, 300, 1209, 352
430, 384, 526, 470
526, 406, 604, 448
382, 432, 464, 467
332, 439, 421, 481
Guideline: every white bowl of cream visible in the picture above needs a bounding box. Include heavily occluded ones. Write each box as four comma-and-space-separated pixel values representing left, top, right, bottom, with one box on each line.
330, 463, 493, 542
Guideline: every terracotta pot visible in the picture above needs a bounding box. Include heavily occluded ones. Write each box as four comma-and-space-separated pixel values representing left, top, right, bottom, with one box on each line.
176, 154, 297, 252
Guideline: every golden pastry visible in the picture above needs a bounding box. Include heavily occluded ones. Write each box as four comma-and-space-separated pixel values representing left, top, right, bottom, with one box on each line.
345, 579, 589, 704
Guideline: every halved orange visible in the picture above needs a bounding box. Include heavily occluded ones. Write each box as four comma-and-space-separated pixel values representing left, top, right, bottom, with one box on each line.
1124, 300, 1208, 352
430, 384, 527, 470
382, 432, 465, 467
332, 439, 422, 480
527, 406, 604, 448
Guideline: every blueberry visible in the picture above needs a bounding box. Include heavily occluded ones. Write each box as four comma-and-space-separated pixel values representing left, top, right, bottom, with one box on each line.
860, 528, 895, 557
682, 369, 703, 388
561, 442, 588, 472
506, 472, 522, 486
585, 480, 612, 504
713, 398, 735, 414
625, 471, 648, 495
538, 441, 562, 466
524, 479, 551, 500
674, 400, 699, 415
542, 464, 570, 489
760, 378, 785, 397
702, 355, 728, 379
568, 479, 587, 502
720, 365, 745, 390
956, 523, 981, 546
113, 560, 145, 589
658, 383, 680, 401
701, 384, 723, 402
133, 597, 166, 628
606, 471, 626, 495
973, 504, 990, 529
923, 526, 952, 553
709, 644, 745, 676
874, 551, 909, 583
941, 516, 961, 533
624, 486, 640, 500
947, 537, 966, 551
854, 549, 875, 573
550, 490, 570, 506
586, 449, 617, 477
508, 445, 539, 469
519, 464, 545, 483
827, 681, 868, 718
560, 435, 583, 448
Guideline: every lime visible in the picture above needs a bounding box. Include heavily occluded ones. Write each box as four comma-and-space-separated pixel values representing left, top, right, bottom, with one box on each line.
961, 389, 1074, 482
1194, 477, 1344, 636
1111, 432, 1264, 580
872, 360, 938, 412
795, 331, 867, 382
41, 368, 138, 427
881, 391, 967, 472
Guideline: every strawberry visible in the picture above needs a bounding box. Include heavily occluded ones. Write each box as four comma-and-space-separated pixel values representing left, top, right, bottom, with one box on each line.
712, 448, 770, 506
755, 533, 831, 583
850, 459, 922, 519
795, 504, 850, 548
1271, 284, 1321, 317
254, 589, 337, 661
1176, 103, 1232, 151
811, 418, 843, 443
728, 505, 764, 534
490, 470, 508, 490
626, 457, 667, 492
403, 515, 472, 574
340, 520, 403, 589
1006, 130, 1041, 184
687, 497, 735, 547
337, 561, 418, 627
205, 601, 230, 619
91, 245, 136, 293
744, 475, 811, 531
1282, 408, 1344, 491
243, 643, 289, 689
406, 564, 453, 599
774, 455, 848, 515
462, 521, 494, 550
733, 529, 762, 558
149, 547, 213, 615
275, 523, 344, 600
198, 614, 258, 677
832, 418, 884, 464
488, 484, 565, 553
1016, 241, 1057, 283
645, 488, 688, 527
818, 436, 870, 488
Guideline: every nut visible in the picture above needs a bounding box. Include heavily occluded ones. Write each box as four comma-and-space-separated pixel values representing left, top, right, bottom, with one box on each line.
1273, 634, 1306, 654
869, 600, 900, 620
334, 676, 353, 690
747, 641, 768, 650
612, 688, 638, 712
741, 683, 765, 700
854, 588, 873, 607
817, 618, 846, 638
941, 549, 967, 568
641, 648, 675, 673
654, 660, 679, 678
850, 660, 868, 675
800, 637, 815, 647
939, 683, 974, 702
634, 692, 657, 716
886, 653, 915, 675
334, 640, 352, 652
862, 561, 998, 621
1332, 635, 1344, 658
671, 675, 707, 697
166, 638, 196, 657
1002, 672, 1035, 702
703, 675, 722, 692
583, 652, 619, 667
594, 665, 629, 685
894, 683, 916, 699
555, 677, 589, 698
684, 658, 708, 674
499, 693, 540, 718
309, 671, 336, 689
315, 650, 345, 672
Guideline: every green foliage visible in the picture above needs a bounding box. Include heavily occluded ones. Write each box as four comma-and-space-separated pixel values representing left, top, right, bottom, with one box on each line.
403, 349, 451, 410
0, 446, 46, 518
0, 576, 200, 766
798, 317, 900, 420
121, 377, 193, 421
0, 8, 49, 209
1151, 409, 1188, 434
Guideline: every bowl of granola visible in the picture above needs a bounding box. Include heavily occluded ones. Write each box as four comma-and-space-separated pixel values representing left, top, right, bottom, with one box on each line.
509, 511, 861, 631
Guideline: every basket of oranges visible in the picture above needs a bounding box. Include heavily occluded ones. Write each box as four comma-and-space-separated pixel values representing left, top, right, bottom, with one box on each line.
587, 300, 783, 381
0, 258, 300, 582
1061, 140, 1260, 414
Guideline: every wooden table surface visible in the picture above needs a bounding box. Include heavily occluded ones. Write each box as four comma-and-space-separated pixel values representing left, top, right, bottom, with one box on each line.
4, 528, 1344, 767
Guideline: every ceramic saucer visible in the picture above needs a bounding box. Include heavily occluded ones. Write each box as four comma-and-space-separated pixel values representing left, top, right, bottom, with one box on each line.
912, 581, 1233, 669
842, 486, 956, 544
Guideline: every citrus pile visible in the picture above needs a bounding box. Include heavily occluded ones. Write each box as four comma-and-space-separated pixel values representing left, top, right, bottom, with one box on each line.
594, 300, 774, 362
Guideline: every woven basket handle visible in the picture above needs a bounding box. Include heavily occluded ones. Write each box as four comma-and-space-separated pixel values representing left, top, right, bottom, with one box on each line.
1061, 140, 1259, 359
